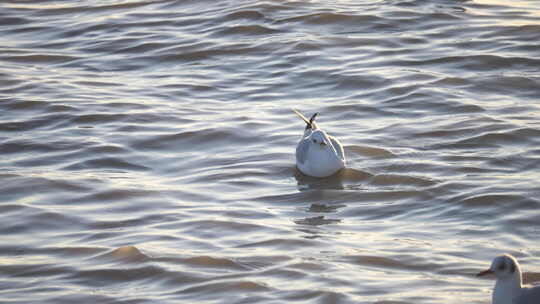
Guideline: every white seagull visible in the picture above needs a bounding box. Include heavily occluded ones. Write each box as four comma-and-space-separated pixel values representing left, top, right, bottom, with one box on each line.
477, 254, 540, 304
293, 109, 345, 178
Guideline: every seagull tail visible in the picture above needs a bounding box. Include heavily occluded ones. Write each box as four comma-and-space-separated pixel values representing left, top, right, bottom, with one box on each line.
292, 109, 318, 130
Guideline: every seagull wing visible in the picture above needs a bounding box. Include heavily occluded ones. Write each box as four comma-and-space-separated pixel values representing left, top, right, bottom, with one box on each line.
329, 135, 345, 161
514, 285, 540, 304
296, 138, 310, 165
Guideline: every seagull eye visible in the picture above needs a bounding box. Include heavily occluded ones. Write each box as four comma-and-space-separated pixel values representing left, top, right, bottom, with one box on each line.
498, 263, 506, 271
313, 139, 317, 143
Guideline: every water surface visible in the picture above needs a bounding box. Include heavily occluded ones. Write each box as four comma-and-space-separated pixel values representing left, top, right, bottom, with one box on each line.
1, 0, 540, 303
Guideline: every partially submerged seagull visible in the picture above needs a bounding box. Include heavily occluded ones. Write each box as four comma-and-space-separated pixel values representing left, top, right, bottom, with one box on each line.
477, 254, 540, 304
293, 109, 345, 178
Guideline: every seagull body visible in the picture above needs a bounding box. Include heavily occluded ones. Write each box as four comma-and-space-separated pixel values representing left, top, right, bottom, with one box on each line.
293, 109, 345, 178
477, 254, 540, 304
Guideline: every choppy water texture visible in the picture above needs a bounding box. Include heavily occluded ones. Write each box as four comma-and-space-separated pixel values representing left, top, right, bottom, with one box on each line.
1, 0, 540, 303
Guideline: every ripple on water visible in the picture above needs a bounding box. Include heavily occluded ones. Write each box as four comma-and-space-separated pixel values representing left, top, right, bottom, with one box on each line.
97, 245, 149, 263
63, 157, 149, 171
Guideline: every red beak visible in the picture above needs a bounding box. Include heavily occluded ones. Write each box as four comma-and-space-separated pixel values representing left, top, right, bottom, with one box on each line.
476, 269, 494, 277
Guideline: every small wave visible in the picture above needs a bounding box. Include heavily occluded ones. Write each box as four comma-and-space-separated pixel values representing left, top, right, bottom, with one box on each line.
347, 145, 396, 158
277, 12, 383, 26
395, 55, 540, 72
214, 25, 281, 36
77, 188, 156, 203
454, 128, 540, 147
0, 116, 64, 132
0, 174, 90, 205
45, 104, 79, 113
63, 157, 149, 171
180, 256, 247, 270
1, 208, 88, 235
459, 193, 533, 207
130, 127, 253, 151
178, 220, 268, 238
0, 16, 28, 26
177, 280, 269, 295
473, 76, 540, 98
482, 24, 540, 40
331, 73, 390, 91
432, 76, 471, 88
348, 255, 439, 272
70, 113, 128, 124
155, 45, 263, 63
114, 41, 171, 54
371, 174, 437, 187
96, 246, 150, 263
2, 99, 46, 110
237, 238, 319, 249
0, 53, 81, 64
74, 265, 165, 286
224, 10, 265, 20
307, 203, 346, 213
294, 215, 341, 226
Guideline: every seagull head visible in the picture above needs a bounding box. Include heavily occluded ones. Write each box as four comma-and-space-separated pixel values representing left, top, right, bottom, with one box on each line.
477, 254, 525, 304
310, 130, 330, 148
477, 254, 522, 282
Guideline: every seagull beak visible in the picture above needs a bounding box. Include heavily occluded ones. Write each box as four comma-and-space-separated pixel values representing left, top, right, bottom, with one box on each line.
476, 269, 493, 277
320, 141, 327, 146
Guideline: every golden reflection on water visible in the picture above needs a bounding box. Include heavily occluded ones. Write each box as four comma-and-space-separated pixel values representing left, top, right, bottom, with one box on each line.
476, 0, 539, 8
475, 0, 540, 25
